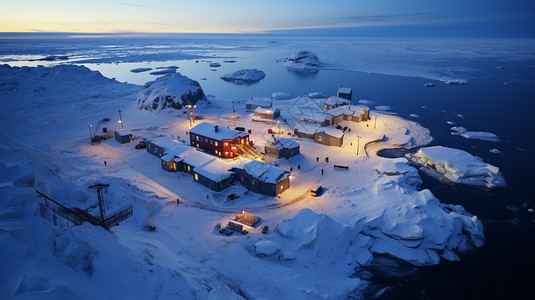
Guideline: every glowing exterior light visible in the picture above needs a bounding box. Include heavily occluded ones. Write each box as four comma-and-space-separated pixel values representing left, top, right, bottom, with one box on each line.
89, 124, 94, 145
186, 105, 197, 127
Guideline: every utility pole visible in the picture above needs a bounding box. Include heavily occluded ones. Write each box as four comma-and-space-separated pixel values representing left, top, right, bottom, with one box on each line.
118, 110, 124, 129
270, 95, 273, 108
89, 124, 94, 146
89, 183, 110, 222
232, 100, 236, 128
374, 116, 377, 129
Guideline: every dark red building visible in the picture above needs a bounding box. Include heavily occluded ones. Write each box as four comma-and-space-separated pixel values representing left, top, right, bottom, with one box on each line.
189, 122, 249, 158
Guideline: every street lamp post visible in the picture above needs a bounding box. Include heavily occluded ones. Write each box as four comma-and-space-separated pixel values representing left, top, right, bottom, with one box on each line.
118, 110, 124, 129
186, 105, 196, 127
374, 116, 377, 129
356, 136, 361, 155
89, 124, 94, 146
232, 101, 236, 128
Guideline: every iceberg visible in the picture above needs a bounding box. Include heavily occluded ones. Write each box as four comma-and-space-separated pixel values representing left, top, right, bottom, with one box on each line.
137, 72, 206, 112
411, 146, 506, 188
220, 69, 265, 82
282, 51, 321, 71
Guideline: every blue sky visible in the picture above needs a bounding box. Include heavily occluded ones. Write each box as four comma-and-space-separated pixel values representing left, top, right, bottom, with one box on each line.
0, 0, 533, 37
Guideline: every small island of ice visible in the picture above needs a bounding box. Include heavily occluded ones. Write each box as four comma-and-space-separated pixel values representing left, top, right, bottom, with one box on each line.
130, 67, 152, 73
137, 72, 206, 112
451, 126, 500, 142
282, 50, 321, 71
220, 69, 265, 82
411, 146, 506, 188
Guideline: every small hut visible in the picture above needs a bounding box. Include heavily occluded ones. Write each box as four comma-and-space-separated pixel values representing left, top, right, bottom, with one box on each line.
114, 129, 133, 144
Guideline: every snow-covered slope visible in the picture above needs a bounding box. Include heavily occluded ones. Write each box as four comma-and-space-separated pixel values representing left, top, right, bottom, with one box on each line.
137, 72, 206, 112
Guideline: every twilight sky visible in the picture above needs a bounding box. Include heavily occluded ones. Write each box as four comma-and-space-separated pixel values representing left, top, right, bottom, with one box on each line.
1, 0, 534, 36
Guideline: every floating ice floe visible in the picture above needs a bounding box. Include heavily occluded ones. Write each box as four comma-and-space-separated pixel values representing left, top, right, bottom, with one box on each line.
410, 114, 420, 118
130, 68, 152, 73
375, 105, 391, 111
220, 69, 265, 82
282, 51, 321, 71
359, 99, 376, 105
489, 149, 503, 155
209, 62, 221, 68
137, 73, 206, 111
411, 146, 506, 188
450, 126, 500, 142
149, 69, 177, 75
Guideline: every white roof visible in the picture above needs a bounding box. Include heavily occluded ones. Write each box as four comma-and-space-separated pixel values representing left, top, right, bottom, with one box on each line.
326, 104, 370, 117
294, 122, 320, 134
325, 96, 350, 106
180, 148, 215, 168
243, 160, 288, 184
316, 127, 344, 138
114, 129, 132, 136
268, 138, 299, 150
254, 107, 277, 115
190, 122, 248, 141
193, 159, 235, 181
337, 87, 352, 94
150, 136, 183, 151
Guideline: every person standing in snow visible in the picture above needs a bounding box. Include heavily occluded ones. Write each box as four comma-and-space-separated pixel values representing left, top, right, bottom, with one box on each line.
321, 169, 324, 175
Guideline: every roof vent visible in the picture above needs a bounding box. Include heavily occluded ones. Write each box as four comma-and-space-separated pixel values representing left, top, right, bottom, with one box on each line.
215, 125, 219, 132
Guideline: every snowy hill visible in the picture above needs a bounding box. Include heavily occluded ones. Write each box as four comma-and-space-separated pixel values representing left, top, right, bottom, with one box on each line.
137, 72, 206, 112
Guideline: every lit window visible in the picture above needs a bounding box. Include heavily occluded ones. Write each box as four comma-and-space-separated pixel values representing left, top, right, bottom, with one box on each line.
280, 185, 283, 190
187, 166, 191, 171
215, 141, 219, 146
224, 142, 228, 146
194, 173, 198, 181
318, 136, 323, 142
196, 136, 199, 141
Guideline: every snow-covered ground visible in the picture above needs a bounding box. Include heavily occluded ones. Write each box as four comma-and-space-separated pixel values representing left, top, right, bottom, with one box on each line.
1, 64, 491, 299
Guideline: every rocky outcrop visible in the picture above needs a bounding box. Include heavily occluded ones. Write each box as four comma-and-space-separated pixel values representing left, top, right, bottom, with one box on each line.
137, 73, 206, 112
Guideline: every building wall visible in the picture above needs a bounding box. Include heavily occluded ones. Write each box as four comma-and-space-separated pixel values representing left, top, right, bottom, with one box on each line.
281, 146, 300, 159
193, 172, 235, 192
114, 132, 132, 144
264, 145, 280, 157
190, 133, 248, 158
146, 141, 166, 157
314, 132, 343, 147
235, 169, 289, 196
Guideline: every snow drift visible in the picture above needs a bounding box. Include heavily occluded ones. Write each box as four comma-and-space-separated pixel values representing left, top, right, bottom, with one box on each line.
137, 73, 206, 112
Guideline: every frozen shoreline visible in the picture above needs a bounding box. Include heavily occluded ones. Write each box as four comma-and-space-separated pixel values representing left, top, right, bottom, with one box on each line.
0, 64, 489, 299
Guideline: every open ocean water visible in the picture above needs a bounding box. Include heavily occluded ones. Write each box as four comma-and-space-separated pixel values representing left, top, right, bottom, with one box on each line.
2, 36, 534, 299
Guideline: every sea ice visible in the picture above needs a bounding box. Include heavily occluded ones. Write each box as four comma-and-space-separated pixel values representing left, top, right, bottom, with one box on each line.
450, 126, 500, 142
375, 106, 391, 111
411, 146, 506, 188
